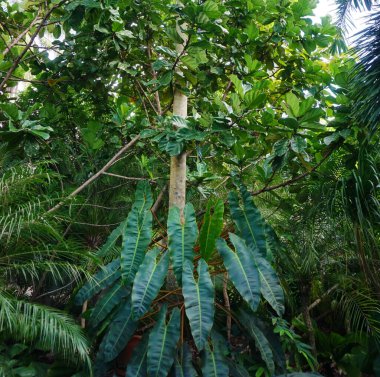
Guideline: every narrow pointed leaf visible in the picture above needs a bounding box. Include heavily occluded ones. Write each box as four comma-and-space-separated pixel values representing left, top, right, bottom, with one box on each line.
132, 181, 153, 212
167, 203, 198, 284
126, 335, 148, 377
239, 311, 274, 375
96, 220, 127, 258
75, 258, 120, 305
97, 299, 138, 362
229, 186, 266, 255
202, 341, 229, 377
264, 222, 280, 262
216, 234, 260, 311
173, 343, 197, 377
121, 183, 153, 283
182, 259, 214, 350
89, 282, 130, 327
228, 361, 250, 377
252, 248, 284, 316
132, 249, 169, 319
199, 199, 224, 261
147, 306, 181, 377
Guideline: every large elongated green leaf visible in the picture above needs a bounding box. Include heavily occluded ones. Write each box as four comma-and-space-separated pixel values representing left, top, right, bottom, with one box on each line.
89, 282, 130, 328
96, 219, 127, 259
216, 234, 260, 311
121, 182, 153, 284
131, 249, 169, 319
147, 305, 180, 377
239, 311, 274, 375
126, 335, 148, 377
274, 372, 322, 377
228, 186, 266, 255
133, 181, 153, 211
75, 258, 120, 305
167, 203, 198, 284
173, 343, 197, 377
182, 259, 214, 351
202, 341, 229, 377
97, 299, 138, 362
199, 199, 224, 261
252, 248, 284, 316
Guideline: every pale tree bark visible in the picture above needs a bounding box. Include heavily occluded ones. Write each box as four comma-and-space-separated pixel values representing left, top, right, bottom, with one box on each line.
166, 12, 188, 294
169, 18, 188, 215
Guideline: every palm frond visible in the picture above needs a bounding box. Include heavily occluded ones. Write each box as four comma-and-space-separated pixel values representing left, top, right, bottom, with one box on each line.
338, 288, 380, 338
2, 261, 89, 287
0, 165, 53, 205
0, 291, 90, 365
335, 0, 375, 31
0, 200, 61, 245
350, 7, 380, 132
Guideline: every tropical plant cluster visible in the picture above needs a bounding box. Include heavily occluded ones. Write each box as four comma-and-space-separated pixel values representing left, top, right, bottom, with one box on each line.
0, 0, 379, 376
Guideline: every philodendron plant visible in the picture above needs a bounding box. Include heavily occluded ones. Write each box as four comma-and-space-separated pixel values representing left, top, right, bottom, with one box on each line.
75, 182, 316, 376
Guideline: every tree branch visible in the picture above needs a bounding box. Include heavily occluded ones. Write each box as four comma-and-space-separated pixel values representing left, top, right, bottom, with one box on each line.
147, 41, 162, 115
135, 79, 159, 116
102, 172, 157, 182
3, 10, 41, 56
151, 183, 168, 215
251, 144, 339, 196
0, 0, 67, 93
47, 134, 141, 214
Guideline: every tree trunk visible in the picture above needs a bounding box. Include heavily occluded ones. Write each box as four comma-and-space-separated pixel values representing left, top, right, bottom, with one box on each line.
166, 15, 188, 293
168, 20, 188, 214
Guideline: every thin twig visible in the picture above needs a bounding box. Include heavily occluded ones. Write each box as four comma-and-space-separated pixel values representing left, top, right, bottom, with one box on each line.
308, 284, 339, 312
147, 40, 162, 115
223, 272, 231, 342
102, 172, 156, 181
81, 301, 88, 328
3, 10, 41, 56
135, 79, 159, 115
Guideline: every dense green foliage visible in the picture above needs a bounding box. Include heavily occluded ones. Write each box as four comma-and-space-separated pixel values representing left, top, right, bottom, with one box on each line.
0, 0, 379, 376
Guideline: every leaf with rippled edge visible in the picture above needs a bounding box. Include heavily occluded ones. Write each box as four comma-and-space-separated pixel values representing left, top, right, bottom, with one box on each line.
167, 203, 198, 284
229, 185, 266, 255
89, 282, 129, 328
97, 298, 138, 362
199, 199, 224, 261
216, 234, 260, 312
182, 259, 214, 350
121, 181, 153, 284
75, 258, 120, 305
147, 305, 180, 377
131, 248, 169, 319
